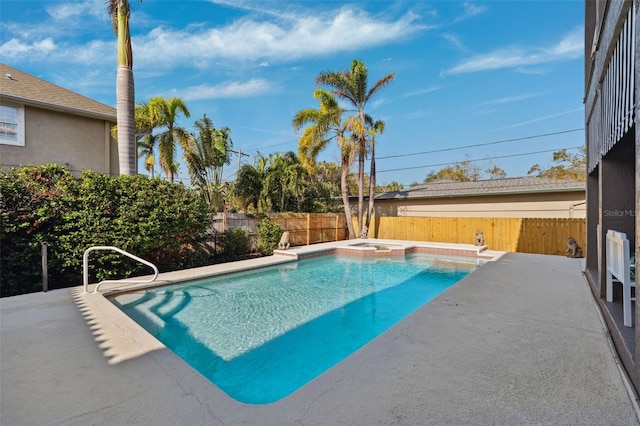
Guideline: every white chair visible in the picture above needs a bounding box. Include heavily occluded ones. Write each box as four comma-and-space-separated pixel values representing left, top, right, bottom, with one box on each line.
606, 230, 636, 327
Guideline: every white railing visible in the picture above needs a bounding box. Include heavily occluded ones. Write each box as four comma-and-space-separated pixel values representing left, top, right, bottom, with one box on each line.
83, 246, 159, 294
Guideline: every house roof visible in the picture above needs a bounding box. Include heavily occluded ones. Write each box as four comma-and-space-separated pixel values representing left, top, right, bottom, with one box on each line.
376, 177, 585, 200
0, 63, 116, 121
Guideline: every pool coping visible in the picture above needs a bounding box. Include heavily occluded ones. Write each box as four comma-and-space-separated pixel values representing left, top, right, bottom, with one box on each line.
75, 239, 502, 372
4, 245, 638, 425
93, 239, 500, 297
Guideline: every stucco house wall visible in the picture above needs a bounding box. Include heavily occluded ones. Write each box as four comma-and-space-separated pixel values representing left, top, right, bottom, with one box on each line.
363, 177, 586, 219
373, 192, 586, 218
0, 63, 119, 176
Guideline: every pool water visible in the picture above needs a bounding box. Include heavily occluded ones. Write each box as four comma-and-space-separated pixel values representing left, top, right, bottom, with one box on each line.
111, 254, 479, 404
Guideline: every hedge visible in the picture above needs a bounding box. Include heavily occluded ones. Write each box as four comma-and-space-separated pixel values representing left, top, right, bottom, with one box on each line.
1, 165, 214, 297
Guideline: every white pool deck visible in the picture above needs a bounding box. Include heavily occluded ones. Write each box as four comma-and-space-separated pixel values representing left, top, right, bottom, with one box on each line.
2, 239, 640, 425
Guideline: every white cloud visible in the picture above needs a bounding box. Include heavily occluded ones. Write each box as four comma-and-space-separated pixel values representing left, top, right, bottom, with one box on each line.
441, 33, 467, 51
178, 78, 273, 101
133, 7, 425, 70
492, 106, 584, 131
443, 27, 584, 76
404, 85, 445, 97
452, 2, 487, 23
480, 93, 540, 106
46, 0, 105, 21
0, 38, 57, 59
407, 110, 431, 120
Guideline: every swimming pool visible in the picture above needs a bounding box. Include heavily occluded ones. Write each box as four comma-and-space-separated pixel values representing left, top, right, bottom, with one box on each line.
111, 253, 480, 404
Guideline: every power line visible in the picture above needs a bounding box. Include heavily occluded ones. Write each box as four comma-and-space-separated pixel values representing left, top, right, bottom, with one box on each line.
377, 128, 584, 160
378, 146, 583, 173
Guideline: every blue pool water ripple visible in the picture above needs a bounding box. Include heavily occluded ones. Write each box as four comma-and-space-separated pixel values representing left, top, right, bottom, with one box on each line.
112, 254, 477, 404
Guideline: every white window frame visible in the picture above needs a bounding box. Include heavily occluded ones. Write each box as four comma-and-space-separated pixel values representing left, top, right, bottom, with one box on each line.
0, 103, 25, 147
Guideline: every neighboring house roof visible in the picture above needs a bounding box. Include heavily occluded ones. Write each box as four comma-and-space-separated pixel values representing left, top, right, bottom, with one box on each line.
0, 63, 116, 121
376, 177, 586, 200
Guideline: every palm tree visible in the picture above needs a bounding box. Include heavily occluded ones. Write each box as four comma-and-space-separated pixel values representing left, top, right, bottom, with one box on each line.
293, 89, 357, 238
363, 119, 384, 237
148, 97, 191, 183
184, 115, 232, 211
137, 133, 158, 177
107, 0, 139, 175
316, 59, 395, 238
111, 102, 157, 176
258, 152, 311, 213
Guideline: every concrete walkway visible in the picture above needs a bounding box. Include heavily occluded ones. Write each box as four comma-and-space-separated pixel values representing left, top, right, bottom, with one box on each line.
2, 251, 639, 425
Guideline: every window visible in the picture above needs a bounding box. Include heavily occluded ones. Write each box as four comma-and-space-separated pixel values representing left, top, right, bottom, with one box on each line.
0, 104, 25, 146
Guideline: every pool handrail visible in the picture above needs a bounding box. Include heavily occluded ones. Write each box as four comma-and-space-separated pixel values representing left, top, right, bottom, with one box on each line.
83, 246, 159, 294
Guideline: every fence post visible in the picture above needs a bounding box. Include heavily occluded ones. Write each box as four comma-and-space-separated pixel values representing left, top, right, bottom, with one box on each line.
306, 214, 311, 245
41, 242, 48, 292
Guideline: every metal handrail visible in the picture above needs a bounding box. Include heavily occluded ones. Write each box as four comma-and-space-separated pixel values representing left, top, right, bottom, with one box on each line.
83, 246, 159, 294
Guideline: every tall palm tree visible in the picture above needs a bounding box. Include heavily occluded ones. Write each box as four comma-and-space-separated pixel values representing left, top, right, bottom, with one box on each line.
363, 119, 384, 237
111, 101, 157, 175
148, 97, 191, 183
184, 115, 232, 211
316, 59, 395, 238
107, 0, 139, 175
293, 89, 357, 238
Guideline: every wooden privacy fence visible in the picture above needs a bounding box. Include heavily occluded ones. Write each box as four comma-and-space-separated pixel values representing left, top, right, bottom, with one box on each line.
364, 217, 587, 257
209, 213, 348, 246
270, 213, 349, 247
211, 213, 586, 256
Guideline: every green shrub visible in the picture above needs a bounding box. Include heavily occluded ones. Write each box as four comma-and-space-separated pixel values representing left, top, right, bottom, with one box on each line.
220, 227, 251, 260
1, 165, 214, 297
0, 165, 74, 296
255, 217, 284, 255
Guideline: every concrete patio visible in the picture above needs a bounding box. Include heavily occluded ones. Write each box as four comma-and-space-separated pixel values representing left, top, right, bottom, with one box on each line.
2, 249, 639, 425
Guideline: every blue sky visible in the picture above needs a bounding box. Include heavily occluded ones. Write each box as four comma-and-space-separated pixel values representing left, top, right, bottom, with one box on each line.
1, 0, 585, 186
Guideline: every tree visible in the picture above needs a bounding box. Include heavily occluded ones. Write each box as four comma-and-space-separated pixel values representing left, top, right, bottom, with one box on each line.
485, 163, 507, 180
184, 115, 232, 212
424, 158, 482, 183
379, 181, 404, 192
363, 119, 384, 236
528, 147, 586, 181
231, 164, 262, 213
293, 89, 358, 238
137, 133, 158, 177
313, 161, 342, 198
147, 97, 191, 183
259, 152, 311, 213
316, 59, 395, 238
112, 101, 160, 177
107, 0, 139, 175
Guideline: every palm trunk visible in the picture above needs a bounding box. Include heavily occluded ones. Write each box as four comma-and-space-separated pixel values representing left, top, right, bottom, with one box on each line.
116, 66, 136, 175
115, 3, 136, 176
357, 141, 365, 237
342, 155, 356, 239
363, 143, 376, 238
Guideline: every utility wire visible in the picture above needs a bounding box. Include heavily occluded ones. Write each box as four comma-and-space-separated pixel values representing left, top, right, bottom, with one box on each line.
378, 146, 583, 173
377, 128, 584, 160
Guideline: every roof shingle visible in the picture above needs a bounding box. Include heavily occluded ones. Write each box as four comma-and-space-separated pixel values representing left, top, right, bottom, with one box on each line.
376, 177, 585, 200
0, 63, 116, 121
